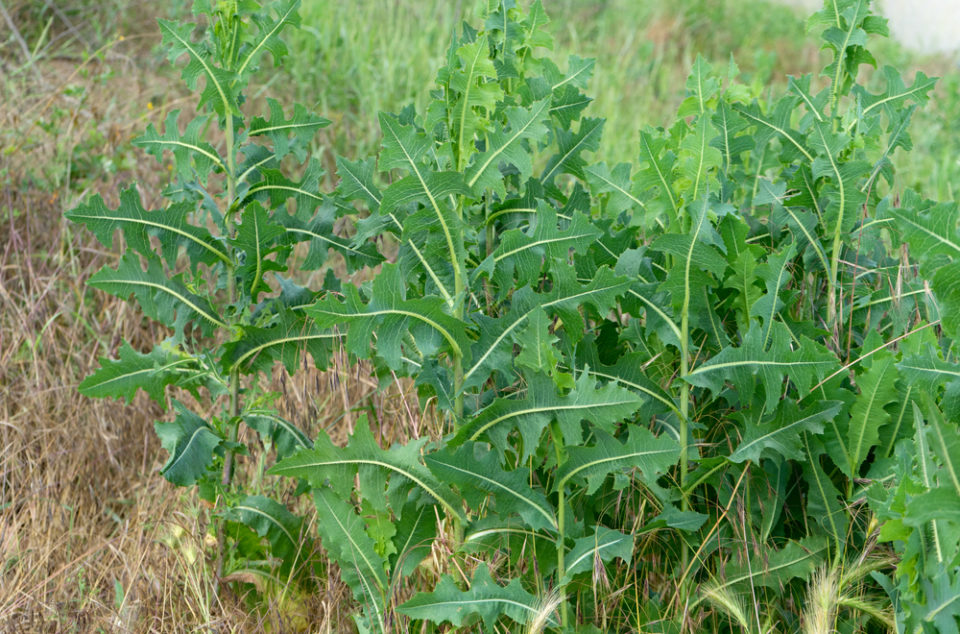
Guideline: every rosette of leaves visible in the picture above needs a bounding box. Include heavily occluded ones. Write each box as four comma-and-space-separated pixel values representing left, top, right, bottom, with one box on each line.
66, 0, 369, 591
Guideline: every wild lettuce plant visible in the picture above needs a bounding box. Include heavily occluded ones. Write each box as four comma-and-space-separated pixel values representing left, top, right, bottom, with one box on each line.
65, 0, 356, 589
68, 0, 960, 631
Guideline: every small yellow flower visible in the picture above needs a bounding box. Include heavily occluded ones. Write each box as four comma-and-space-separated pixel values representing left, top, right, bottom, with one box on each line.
147, 102, 154, 110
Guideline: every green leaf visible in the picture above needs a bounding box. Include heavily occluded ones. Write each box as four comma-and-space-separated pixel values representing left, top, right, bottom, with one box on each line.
305, 263, 469, 371
158, 20, 238, 116
898, 344, 960, 393
278, 196, 381, 271
584, 161, 645, 220
79, 341, 193, 405
235, 0, 303, 78
244, 411, 310, 460
513, 306, 559, 375
391, 501, 437, 579
312, 488, 387, 634
481, 205, 601, 290
460, 372, 643, 457
448, 33, 503, 170
66, 187, 229, 268
223, 495, 306, 577
249, 97, 329, 162
222, 309, 338, 375
425, 443, 557, 531
465, 98, 551, 195
729, 400, 844, 464
749, 243, 798, 348
847, 353, 898, 475
677, 116, 722, 201
635, 127, 679, 225
542, 116, 604, 184
398, 564, 552, 629
462, 267, 631, 391
270, 418, 464, 522
555, 425, 678, 495
134, 110, 224, 184
719, 536, 829, 591
802, 435, 849, 549
230, 202, 287, 301
922, 395, 960, 498
243, 158, 326, 218
88, 253, 227, 337
335, 156, 382, 210
884, 193, 960, 337
154, 401, 222, 486
377, 112, 467, 284
685, 322, 837, 412
561, 526, 634, 583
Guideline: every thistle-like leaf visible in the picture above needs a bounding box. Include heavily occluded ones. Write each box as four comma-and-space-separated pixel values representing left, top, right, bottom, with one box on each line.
305, 263, 470, 371
88, 253, 226, 338
223, 495, 306, 577
480, 205, 601, 290
244, 411, 310, 460
231, 202, 287, 302
79, 341, 196, 406
728, 399, 844, 464
802, 434, 849, 549
222, 308, 338, 375
243, 158, 325, 218
584, 162, 645, 220
277, 196, 381, 272
398, 564, 552, 630
425, 442, 557, 531
158, 20, 238, 116
685, 322, 837, 412
847, 353, 898, 475
541, 116, 604, 184
235, 0, 302, 80
270, 419, 464, 522
312, 489, 387, 634
635, 127, 679, 225
134, 110, 224, 185
66, 187, 229, 269
459, 372, 643, 457
390, 501, 438, 579
465, 98, 551, 195
249, 97, 329, 162
555, 426, 679, 495
561, 526, 634, 583
155, 400, 222, 486
448, 33, 503, 170
720, 535, 829, 591
462, 267, 631, 391
335, 156, 382, 211
883, 192, 960, 337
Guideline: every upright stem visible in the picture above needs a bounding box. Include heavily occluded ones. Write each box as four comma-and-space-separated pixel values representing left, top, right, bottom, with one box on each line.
552, 424, 569, 628
220, 107, 240, 489
452, 198, 466, 426
679, 219, 692, 574
217, 92, 240, 582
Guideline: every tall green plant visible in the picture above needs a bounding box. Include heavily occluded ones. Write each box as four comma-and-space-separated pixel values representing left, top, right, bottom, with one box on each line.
65, 0, 360, 591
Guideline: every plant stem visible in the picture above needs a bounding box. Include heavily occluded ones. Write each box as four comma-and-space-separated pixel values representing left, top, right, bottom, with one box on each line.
220, 104, 240, 490
217, 83, 240, 582
552, 423, 568, 628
